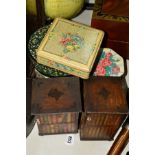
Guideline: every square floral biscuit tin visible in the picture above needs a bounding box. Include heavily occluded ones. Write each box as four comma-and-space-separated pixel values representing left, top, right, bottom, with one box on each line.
36, 18, 104, 79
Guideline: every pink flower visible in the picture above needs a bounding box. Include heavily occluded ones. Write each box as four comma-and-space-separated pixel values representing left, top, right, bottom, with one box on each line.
100, 58, 112, 67
65, 38, 72, 42
95, 65, 106, 76
48, 60, 53, 66
60, 38, 72, 45
72, 41, 76, 45
106, 52, 112, 58
60, 39, 66, 45
112, 66, 120, 73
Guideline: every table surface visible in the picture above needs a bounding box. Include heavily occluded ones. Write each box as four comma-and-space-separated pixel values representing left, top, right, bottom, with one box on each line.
26, 9, 129, 155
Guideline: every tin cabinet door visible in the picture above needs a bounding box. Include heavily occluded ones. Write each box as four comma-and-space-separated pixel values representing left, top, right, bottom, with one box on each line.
80, 113, 127, 140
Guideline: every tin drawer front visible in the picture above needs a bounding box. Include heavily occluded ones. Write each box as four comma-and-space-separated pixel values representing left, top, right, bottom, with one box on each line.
82, 113, 126, 127
38, 123, 78, 135
36, 113, 78, 125
80, 113, 128, 140
80, 125, 121, 140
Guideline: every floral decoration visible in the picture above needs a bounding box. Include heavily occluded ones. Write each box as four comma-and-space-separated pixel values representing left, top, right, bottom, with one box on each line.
60, 33, 84, 53
112, 66, 120, 74
94, 50, 122, 76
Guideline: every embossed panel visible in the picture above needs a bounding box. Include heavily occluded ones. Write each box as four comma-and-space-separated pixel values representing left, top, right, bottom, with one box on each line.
83, 77, 128, 113
31, 77, 81, 114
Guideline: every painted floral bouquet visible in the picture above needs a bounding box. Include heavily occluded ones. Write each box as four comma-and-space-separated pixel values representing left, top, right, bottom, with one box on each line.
60, 33, 84, 53
93, 49, 124, 77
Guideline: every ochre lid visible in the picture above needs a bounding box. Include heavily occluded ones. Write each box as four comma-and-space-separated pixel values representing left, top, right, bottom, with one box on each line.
37, 18, 104, 73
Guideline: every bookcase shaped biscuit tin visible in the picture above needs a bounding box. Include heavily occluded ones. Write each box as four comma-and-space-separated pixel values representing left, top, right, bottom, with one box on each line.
80, 77, 128, 140
36, 18, 104, 79
31, 77, 81, 135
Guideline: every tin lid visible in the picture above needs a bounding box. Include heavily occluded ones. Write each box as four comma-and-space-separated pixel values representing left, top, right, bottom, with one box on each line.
31, 77, 82, 114
84, 77, 128, 114
37, 18, 104, 73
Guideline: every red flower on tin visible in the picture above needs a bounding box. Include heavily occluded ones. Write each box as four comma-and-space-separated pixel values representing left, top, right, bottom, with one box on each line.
95, 65, 106, 76
48, 60, 53, 66
112, 66, 120, 73
60, 38, 72, 45
106, 52, 112, 58
100, 58, 112, 67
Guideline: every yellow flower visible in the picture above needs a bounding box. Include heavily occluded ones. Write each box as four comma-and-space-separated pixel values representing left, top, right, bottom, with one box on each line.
66, 45, 74, 51
74, 45, 80, 49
